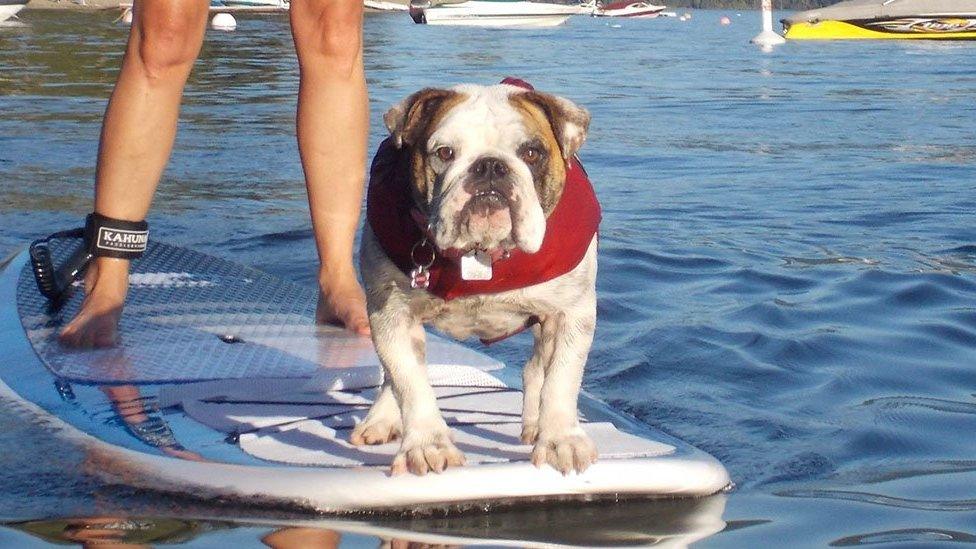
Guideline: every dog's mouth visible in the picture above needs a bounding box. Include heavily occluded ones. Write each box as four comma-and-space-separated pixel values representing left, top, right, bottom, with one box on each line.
467, 189, 511, 212
444, 188, 513, 250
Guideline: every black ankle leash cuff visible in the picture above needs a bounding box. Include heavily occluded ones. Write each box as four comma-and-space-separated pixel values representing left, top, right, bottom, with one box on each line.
85, 212, 149, 259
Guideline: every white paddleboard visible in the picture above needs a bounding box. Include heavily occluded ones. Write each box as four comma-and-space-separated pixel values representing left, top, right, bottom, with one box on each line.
0, 237, 729, 513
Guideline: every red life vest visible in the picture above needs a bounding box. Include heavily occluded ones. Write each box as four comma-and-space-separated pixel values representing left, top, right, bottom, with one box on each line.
366, 79, 601, 303
366, 141, 600, 302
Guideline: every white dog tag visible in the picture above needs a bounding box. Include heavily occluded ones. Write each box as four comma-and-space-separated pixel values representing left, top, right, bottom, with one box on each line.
460, 250, 493, 281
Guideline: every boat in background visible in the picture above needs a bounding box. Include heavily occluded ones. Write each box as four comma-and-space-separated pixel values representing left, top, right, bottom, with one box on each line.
409, 0, 582, 27
783, 0, 976, 39
0, 0, 28, 23
593, 0, 666, 18
218, 0, 289, 8
366, 0, 410, 10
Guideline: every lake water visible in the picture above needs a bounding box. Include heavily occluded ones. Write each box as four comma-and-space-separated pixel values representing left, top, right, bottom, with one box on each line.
2, 8, 976, 548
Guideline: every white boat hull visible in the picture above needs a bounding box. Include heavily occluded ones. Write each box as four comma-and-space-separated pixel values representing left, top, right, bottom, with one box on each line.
600, 11, 660, 18
424, 13, 574, 26
593, 2, 665, 18
220, 0, 289, 7
0, 3, 26, 23
413, 1, 579, 27
365, 0, 410, 10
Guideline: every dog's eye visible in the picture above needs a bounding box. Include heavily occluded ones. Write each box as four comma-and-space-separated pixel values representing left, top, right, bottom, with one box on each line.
521, 147, 542, 164
435, 146, 454, 162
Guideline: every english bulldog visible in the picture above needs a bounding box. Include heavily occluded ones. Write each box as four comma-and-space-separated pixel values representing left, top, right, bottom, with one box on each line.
352, 80, 600, 476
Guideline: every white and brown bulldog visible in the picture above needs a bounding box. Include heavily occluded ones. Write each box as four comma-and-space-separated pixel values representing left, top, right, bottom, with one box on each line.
353, 80, 600, 476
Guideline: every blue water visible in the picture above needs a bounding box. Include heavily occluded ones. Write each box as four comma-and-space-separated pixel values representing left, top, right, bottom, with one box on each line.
2, 8, 976, 547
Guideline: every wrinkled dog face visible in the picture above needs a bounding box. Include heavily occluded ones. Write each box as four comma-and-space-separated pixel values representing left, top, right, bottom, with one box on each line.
384, 84, 590, 254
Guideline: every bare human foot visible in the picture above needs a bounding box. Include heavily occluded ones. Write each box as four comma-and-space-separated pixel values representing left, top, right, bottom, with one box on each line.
59, 257, 128, 348
316, 267, 370, 336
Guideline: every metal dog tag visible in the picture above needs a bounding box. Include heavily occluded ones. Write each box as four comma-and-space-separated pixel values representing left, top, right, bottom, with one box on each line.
460, 250, 493, 281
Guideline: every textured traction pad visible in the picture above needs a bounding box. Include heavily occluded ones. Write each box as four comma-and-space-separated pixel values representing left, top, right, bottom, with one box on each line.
17, 238, 498, 384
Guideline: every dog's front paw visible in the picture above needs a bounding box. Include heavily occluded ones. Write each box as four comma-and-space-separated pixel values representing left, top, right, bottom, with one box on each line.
350, 387, 402, 446
531, 427, 597, 475
350, 416, 402, 446
391, 427, 466, 476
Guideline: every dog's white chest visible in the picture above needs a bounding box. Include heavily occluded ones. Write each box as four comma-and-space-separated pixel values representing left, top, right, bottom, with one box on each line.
425, 297, 531, 341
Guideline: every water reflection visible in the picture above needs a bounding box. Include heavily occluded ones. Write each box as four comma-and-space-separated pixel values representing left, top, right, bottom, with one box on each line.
381, 495, 727, 547
831, 528, 976, 546
101, 384, 207, 462
9, 516, 223, 547
262, 527, 343, 549
778, 489, 976, 512
4, 495, 726, 548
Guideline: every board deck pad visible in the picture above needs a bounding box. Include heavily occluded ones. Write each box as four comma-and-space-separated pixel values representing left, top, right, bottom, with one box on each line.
17, 237, 498, 384
161, 364, 674, 467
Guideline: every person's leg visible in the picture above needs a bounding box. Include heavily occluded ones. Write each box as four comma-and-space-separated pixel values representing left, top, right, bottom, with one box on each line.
290, 0, 371, 335
60, 0, 209, 348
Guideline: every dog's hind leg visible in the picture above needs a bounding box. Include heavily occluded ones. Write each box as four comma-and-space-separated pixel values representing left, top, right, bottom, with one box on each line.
521, 322, 556, 445
530, 306, 598, 475
350, 379, 402, 446
369, 306, 465, 475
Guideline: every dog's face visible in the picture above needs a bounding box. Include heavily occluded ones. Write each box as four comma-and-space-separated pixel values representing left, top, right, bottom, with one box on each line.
384, 84, 590, 254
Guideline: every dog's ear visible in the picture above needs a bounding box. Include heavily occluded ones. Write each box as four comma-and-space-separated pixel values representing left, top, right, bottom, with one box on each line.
384, 88, 458, 149
519, 91, 591, 160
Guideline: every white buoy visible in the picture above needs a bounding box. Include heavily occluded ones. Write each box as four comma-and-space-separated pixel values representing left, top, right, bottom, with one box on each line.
211, 13, 237, 31
751, 0, 786, 47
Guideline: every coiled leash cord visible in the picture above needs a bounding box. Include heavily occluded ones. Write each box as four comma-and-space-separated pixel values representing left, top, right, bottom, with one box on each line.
29, 228, 89, 306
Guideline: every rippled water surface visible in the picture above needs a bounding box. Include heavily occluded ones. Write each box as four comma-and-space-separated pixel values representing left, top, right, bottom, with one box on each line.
2, 9, 976, 548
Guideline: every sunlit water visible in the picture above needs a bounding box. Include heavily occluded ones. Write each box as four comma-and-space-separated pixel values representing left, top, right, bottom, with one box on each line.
2, 9, 976, 547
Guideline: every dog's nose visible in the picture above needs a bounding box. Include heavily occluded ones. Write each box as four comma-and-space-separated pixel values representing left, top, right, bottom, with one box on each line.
469, 156, 509, 180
